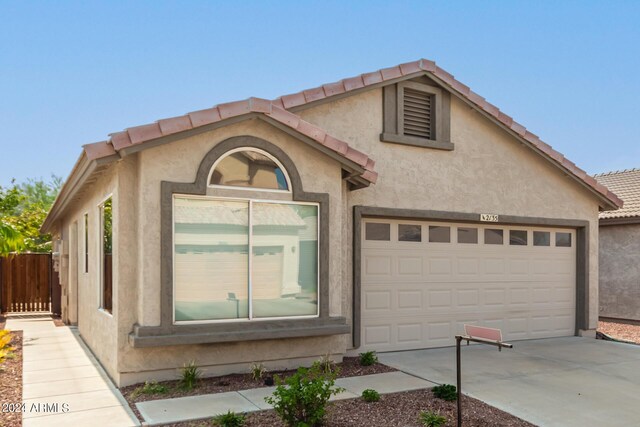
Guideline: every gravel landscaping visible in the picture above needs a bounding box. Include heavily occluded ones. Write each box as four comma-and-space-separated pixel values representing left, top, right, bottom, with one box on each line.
0, 330, 23, 427
598, 319, 640, 344
121, 356, 396, 423
168, 389, 535, 427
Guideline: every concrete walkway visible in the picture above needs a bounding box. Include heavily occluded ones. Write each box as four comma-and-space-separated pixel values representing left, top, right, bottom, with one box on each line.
379, 337, 640, 427
136, 371, 434, 425
6, 315, 139, 427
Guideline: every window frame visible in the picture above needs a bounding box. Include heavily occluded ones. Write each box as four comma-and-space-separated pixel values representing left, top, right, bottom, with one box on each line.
98, 195, 113, 316
83, 212, 89, 274
206, 147, 292, 194
171, 194, 321, 325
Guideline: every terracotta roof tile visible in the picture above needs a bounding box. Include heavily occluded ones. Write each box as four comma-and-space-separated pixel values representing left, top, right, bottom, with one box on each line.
362, 71, 384, 86
303, 87, 326, 103
345, 146, 369, 167
218, 100, 252, 119
418, 59, 437, 72
127, 123, 162, 145
323, 135, 349, 155
595, 169, 640, 219
399, 61, 422, 75
158, 116, 192, 135
188, 107, 221, 127
343, 76, 365, 91
248, 97, 272, 113
110, 131, 133, 150
322, 82, 346, 97
380, 66, 403, 80
83, 141, 116, 160
296, 119, 326, 142
280, 92, 307, 109
361, 170, 378, 184
265, 105, 300, 129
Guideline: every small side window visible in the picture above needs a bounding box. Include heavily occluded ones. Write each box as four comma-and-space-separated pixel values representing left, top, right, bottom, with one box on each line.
484, 229, 503, 245
510, 230, 528, 246
458, 227, 478, 244
429, 226, 450, 243
365, 223, 390, 241
556, 232, 572, 247
533, 231, 550, 246
399, 224, 421, 242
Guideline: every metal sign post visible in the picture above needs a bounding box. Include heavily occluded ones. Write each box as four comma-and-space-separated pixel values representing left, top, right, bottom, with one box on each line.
455, 325, 513, 427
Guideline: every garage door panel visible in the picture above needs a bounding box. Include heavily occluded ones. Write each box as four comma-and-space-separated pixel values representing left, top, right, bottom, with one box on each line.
361, 220, 576, 352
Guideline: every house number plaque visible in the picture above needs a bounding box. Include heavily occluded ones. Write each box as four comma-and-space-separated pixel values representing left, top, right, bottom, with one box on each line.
480, 214, 499, 222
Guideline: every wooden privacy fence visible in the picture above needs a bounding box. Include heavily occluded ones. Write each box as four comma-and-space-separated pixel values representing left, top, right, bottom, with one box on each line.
0, 253, 53, 313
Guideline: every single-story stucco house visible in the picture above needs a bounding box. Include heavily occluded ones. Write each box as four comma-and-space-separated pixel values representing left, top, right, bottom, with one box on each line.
595, 168, 640, 321
42, 59, 623, 386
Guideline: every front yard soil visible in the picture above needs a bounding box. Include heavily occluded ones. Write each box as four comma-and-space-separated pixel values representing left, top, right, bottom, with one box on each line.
121, 357, 396, 422
0, 331, 23, 427
170, 389, 535, 427
598, 320, 640, 344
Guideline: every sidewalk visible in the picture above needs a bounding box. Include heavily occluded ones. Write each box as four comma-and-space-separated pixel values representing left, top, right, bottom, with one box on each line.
136, 371, 435, 425
6, 315, 139, 427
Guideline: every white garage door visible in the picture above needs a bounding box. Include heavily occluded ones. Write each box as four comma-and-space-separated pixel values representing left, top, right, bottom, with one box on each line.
361, 219, 576, 352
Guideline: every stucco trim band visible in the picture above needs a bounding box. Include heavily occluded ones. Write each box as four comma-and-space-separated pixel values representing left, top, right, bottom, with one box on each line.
130, 135, 348, 347
351, 205, 590, 349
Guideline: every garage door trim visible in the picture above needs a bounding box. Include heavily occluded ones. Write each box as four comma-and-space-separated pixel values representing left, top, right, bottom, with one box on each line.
352, 205, 590, 348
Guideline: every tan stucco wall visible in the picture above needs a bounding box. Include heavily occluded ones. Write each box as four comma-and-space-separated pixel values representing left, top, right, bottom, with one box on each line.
298, 87, 602, 332
58, 163, 122, 381
113, 118, 347, 385
599, 224, 640, 321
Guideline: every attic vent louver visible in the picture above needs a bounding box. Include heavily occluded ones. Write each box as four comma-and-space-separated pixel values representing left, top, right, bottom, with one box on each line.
403, 87, 434, 139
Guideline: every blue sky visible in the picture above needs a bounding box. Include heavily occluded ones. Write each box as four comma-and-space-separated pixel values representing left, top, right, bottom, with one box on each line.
1, 1, 639, 187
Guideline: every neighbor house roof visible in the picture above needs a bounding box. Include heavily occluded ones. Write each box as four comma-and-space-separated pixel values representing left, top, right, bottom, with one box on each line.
595, 168, 640, 222
42, 58, 622, 233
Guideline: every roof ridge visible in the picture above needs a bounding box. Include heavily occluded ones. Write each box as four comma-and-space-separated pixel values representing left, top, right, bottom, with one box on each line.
594, 167, 640, 177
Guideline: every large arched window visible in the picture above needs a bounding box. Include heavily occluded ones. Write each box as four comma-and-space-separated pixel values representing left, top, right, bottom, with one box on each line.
173, 147, 318, 324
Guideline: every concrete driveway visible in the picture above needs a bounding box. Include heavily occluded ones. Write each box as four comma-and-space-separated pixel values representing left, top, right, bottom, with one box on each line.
378, 337, 640, 427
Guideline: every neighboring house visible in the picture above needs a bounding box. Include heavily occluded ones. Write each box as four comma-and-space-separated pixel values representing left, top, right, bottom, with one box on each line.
595, 168, 640, 321
41, 59, 622, 386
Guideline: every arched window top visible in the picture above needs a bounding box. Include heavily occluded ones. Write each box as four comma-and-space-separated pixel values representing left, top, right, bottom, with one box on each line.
208, 147, 291, 192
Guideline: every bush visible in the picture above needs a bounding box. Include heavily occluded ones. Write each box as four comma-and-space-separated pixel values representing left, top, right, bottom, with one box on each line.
419, 410, 447, 427
317, 353, 335, 374
250, 362, 266, 381
212, 410, 246, 427
432, 384, 457, 401
180, 361, 202, 390
265, 361, 344, 427
361, 388, 380, 402
131, 381, 168, 398
0, 330, 14, 365
358, 351, 378, 366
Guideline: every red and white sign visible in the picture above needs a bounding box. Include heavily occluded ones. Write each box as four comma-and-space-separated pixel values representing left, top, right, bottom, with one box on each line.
464, 324, 503, 342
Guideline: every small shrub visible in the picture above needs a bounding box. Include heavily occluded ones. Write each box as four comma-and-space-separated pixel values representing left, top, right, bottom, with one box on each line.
358, 351, 378, 366
419, 410, 447, 427
361, 388, 380, 402
250, 362, 266, 381
0, 330, 14, 365
318, 353, 335, 374
212, 410, 246, 427
180, 360, 202, 390
131, 381, 169, 398
432, 384, 457, 401
265, 361, 344, 427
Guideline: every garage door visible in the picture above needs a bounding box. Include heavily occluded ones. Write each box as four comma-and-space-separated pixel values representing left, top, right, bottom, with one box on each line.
361, 219, 576, 352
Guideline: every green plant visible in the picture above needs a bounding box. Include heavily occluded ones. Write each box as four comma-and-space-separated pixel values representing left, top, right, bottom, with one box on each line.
180, 360, 202, 390
361, 388, 380, 402
265, 361, 344, 427
0, 330, 14, 365
130, 381, 169, 398
212, 410, 246, 427
250, 362, 266, 381
432, 384, 457, 401
358, 351, 378, 366
419, 410, 447, 427
317, 353, 335, 374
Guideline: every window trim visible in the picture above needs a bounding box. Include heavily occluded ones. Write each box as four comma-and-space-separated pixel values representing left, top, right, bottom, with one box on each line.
97, 195, 113, 316
83, 212, 89, 274
206, 146, 292, 194
171, 194, 320, 325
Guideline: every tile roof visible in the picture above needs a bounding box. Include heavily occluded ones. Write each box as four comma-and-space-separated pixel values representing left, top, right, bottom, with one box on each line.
594, 169, 640, 219
272, 59, 622, 209
84, 97, 377, 184
76, 58, 623, 210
